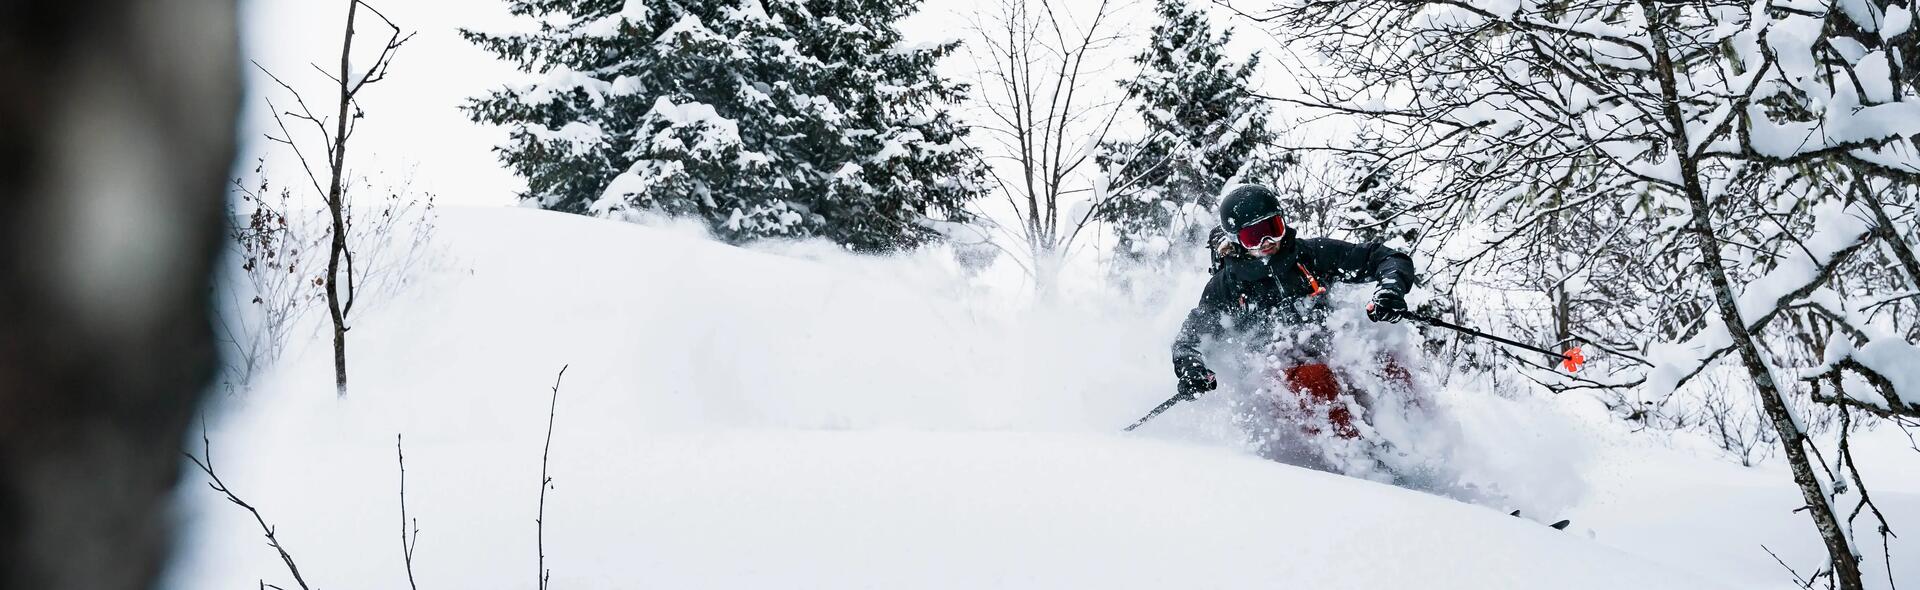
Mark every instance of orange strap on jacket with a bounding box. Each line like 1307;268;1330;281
1298;264;1325;296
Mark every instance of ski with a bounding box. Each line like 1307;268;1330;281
1511;510;1572;531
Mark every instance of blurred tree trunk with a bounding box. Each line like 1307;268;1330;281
0;1;238;588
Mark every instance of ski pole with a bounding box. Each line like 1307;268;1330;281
1404;312;1586;372
1123;393;1191;432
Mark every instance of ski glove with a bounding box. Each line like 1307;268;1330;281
1209;227;1241;257
1368;289;1408;323
1175;360;1217;400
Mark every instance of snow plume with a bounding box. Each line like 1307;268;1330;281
167;208;1632;588
1139;285;1592;518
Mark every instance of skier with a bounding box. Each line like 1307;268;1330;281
1171;183;1416;442
1161;189;1573;529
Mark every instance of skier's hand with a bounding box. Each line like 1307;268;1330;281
1210;228;1245;258
1368;290;1408;323
1175;361;1217;400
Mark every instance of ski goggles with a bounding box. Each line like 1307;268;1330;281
1235;215;1287;249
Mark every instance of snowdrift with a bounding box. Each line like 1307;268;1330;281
166;207;1727;588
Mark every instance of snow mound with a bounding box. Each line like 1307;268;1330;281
166;207;1716;589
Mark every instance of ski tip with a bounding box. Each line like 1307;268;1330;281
1560;347;1586;372
1550;519;1571;530
1509;509;1522;517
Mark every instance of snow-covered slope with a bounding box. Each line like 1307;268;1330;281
163;207;1898;588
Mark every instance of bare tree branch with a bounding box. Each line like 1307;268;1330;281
537;365;568;590
184;427;313;590
398;434;420;590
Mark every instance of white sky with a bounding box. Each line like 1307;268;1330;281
241;0;528;207
238;0;1301;210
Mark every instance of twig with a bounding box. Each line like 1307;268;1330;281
1763;544;1816;589
1836;413;1900;590
538;365;568;590
184;426;313;590
398;434;420;590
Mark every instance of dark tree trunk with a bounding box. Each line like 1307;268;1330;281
1641;3;1863;587
0;1;238;588
325;0;360;396
1856;182;1920;293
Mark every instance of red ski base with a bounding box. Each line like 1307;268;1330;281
1282;364;1358;438
1276;361;1415;440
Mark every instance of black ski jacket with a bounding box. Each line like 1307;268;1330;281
1172;231;1415;376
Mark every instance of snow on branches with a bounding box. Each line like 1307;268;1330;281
1257;0;1920;586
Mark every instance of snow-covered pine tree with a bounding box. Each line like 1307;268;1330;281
464;0;987;251
1094;0;1285;267
1325;127;1418;247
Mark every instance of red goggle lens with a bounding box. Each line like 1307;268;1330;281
1236;216;1286;248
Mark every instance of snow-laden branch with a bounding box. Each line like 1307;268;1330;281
1641;202;1875;396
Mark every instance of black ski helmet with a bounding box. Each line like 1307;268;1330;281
1219;184;1284;231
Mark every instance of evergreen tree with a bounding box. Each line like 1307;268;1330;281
464;0;987;251
1323;127;1427;248
1094;0;1286;265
